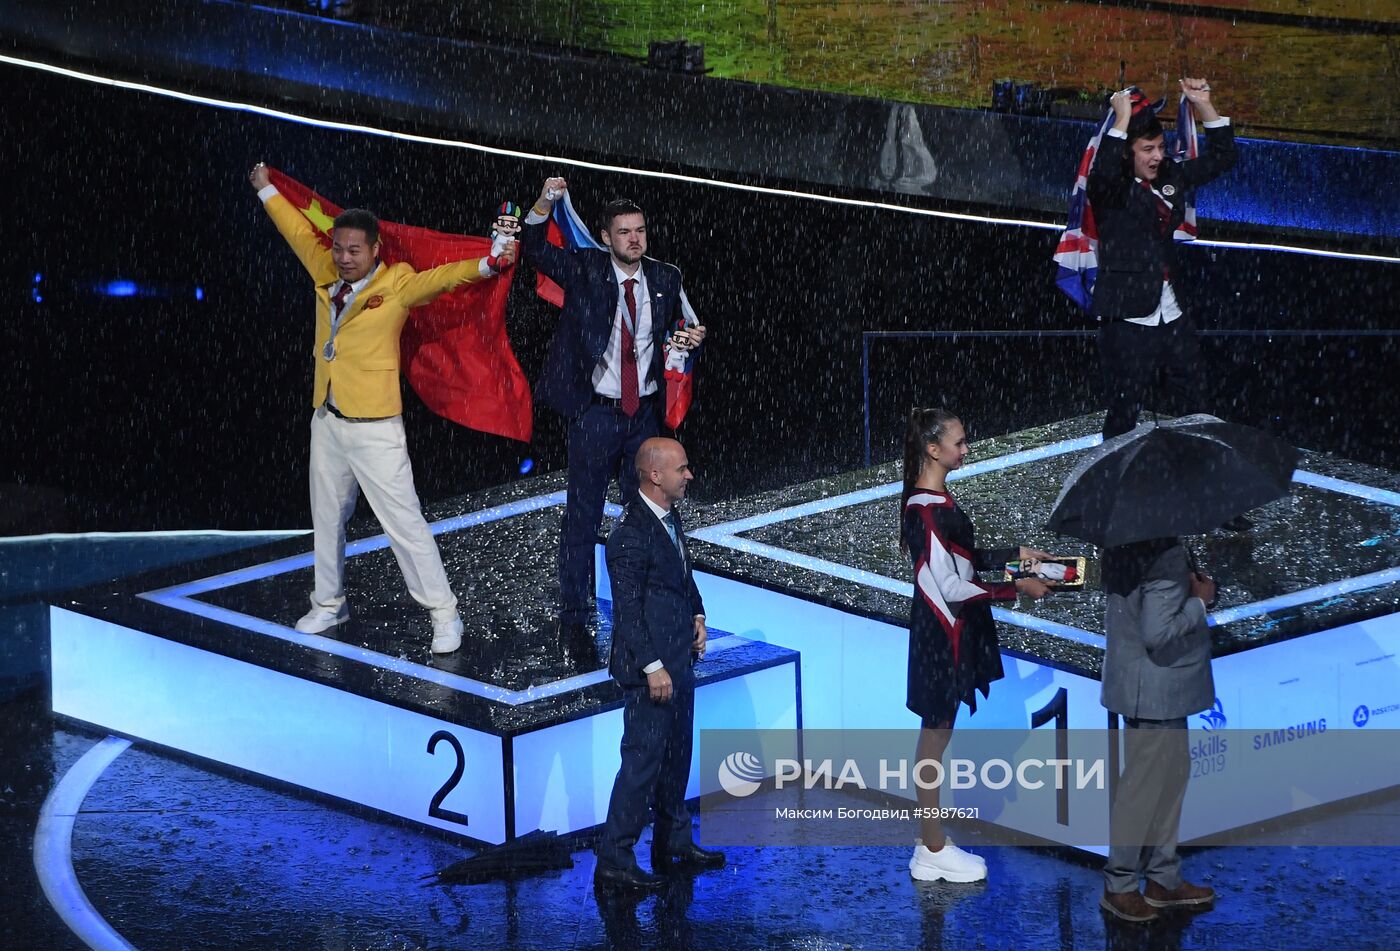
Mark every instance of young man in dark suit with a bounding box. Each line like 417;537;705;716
522;178;707;640
1089;78;1236;440
594;437;724;890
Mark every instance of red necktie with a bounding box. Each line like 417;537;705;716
1140;182;1174;279
620;278;639;417
331;282;352;318
1140;181;1173;235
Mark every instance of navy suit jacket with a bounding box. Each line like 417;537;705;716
1087;122;1236;319
523;218;687;419
605;501;706;690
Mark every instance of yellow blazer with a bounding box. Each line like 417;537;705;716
262;192;491;418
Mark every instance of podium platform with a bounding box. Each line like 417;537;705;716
48;415;1400;850
47;475;801;847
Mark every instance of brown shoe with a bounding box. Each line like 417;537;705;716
1100;889;1159;923
1143;879;1215;908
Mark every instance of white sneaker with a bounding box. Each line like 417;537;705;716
909;838;987;883
431;616;464;654
295;604;349;634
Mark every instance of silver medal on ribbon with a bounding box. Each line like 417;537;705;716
323;340;336;362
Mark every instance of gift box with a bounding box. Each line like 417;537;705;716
1004;556;1086;590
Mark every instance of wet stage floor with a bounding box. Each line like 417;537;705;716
113;413;1400;697
4;690;1400;950
17;413;1400;947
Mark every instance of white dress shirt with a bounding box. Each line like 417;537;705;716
593;259;656;398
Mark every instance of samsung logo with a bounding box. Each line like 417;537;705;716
1252;719;1327;750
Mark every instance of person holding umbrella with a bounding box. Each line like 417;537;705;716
1098;537;1218;922
899;407;1055;883
1046;414;1299;921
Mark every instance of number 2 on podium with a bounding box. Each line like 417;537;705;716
427;730;470;826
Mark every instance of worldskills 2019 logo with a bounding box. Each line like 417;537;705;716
717;752;766;798
1198;698;1227;731
1192;698;1229;767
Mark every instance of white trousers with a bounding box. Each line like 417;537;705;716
308;406;458;622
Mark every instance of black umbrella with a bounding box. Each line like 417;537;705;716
423;829;575;885
1047;415;1299;547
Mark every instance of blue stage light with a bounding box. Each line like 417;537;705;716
1209;566;1400;627
693;433;1101;538
518;457;534;475
32;291;43;303
1293;470;1400;507
33;272;42;283
194;286;205;301
50;609;511;842
101;280;138;298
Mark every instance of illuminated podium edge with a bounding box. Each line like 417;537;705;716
48;603;801;847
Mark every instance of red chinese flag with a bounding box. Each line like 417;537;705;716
268;169;532;442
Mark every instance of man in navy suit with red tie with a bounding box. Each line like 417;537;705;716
523;178;707;641
594;437;725;890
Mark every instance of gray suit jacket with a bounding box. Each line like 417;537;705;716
1101;545;1215;720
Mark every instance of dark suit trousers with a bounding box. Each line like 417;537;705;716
560;400;659;622
1099;316;1203;439
1104;716;1189;893
596;683;696;870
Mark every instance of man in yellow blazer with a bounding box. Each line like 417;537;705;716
249;162;515;654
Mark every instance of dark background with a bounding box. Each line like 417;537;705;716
2;65;1397;532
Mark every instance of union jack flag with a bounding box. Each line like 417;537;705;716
1171;94;1200;241
1053;91;1198;313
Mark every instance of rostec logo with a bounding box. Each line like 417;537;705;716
717;752;765;798
1355;704;1371;728
1198;698;1227;731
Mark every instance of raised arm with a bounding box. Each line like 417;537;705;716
1086;90;1134;209
248;162;337;285
521;176;579;287
395;242;513;309
1178;78;1237;187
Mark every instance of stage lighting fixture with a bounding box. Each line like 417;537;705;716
648;40;706;74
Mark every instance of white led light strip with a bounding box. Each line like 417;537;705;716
34;737;137;951
2;52;1396;265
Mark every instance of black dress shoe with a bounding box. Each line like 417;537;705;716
1221;514;1253;532
594;861;663;890
652;841;726;872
